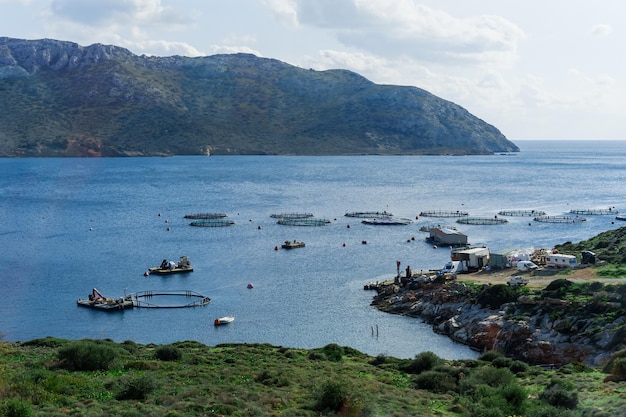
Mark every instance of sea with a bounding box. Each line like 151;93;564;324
1;140;625;360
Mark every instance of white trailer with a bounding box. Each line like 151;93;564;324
545;254;578;268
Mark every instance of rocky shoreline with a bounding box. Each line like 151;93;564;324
371;277;626;367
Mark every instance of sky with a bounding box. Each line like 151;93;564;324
1;0;624;141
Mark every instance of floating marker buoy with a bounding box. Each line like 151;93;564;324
166;227;171;231
433;245;438;249
347;224;350;228
144;271;149;277
247;283;254;289
258;225;262;229
274;246;278;251
158;213;161;217
362;240;367;244
343;243;346;247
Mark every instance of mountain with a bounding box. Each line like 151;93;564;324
0;37;519;157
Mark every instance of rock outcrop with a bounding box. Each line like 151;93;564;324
373;279;626;367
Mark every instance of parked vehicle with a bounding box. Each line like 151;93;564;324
545;254;578;268
516;260;538;271
507;276;529;286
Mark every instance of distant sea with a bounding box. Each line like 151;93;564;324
1;140;625;360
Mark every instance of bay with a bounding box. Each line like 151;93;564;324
1;140;625;360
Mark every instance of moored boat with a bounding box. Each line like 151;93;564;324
214;315;235;326
77;288;133;311
148;256;193;275
281;240;305;249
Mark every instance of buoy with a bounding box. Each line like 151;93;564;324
214;318;220;326
347;224;350;228
158;213;161;217
411;236;415;240
433;245;438;249
144;271;149;277
258;225;262;229
247;283;254;289
274;246;278;251
342;243;346;247
166;227;171;231
165;219;168;223
416;216;419;220
362;240;367;244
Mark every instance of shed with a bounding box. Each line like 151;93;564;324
427;227;468;246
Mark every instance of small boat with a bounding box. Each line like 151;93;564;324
148;256;193;275
281;240;305;249
214;315;234;326
616;215;626;221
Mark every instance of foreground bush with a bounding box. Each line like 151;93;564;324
57;340;118;371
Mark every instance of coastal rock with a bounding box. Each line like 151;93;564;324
373;279;626;367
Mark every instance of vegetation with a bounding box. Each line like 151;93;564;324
1;338;626;416
555;226;626;265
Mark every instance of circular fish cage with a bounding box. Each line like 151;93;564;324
419;210;469;218
456;217;508;225
534;215;587;223
569;209;618;215
345;211;393;219
270;213;314;219
131;290;211;308
277;217;330;226
498;209;546;217
189;219;235;227
184;213;227;219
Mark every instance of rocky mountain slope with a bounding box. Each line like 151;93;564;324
0;37;519;157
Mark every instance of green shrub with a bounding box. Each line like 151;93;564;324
321;343;343;362
478;350;504;362
540;381;578;409
314;380;349;412
402;351;442;374
476;284;519;308
115;374;157;400
155;345;182;361
0;398;33;417
57;341;117;371
491;356;513;368
509;360;530;374
412;370;457;394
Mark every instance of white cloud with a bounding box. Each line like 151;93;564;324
591;24;612;37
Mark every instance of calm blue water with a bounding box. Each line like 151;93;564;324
1;140;626;359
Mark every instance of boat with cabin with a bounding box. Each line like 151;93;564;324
148;256;193;275
281;240;305;249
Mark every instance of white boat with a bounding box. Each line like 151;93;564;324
616;215;626;221
214;315;234;326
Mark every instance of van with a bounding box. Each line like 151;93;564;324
517;260;538;272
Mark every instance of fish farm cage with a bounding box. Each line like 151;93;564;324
534;215;587;223
456;217;508;225
270;213;314;219
497;210;546;217
184;213;228;219
569;209;618;215
277;217;330;226
131;290;211;308
189;219;235;227
345;211;393;218
419;210;469;218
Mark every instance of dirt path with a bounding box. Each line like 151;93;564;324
460;267;624;287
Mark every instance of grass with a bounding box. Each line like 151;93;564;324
1;338;626;416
